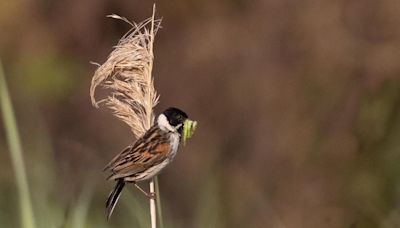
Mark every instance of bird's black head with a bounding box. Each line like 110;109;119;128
162;107;188;129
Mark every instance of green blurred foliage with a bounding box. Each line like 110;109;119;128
13;53;78;102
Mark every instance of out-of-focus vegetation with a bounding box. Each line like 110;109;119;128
0;61;36;228
1;1;400;227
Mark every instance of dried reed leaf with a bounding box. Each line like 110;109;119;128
90;8;161;138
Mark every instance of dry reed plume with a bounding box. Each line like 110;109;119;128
90;11;161;138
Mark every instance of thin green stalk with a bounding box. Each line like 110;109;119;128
124;191;150;228
65;182;93;228
155;177;164;228
0;60;36;228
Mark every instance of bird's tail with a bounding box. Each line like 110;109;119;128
106;179;125;220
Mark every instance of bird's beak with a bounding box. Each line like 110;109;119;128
182;119;197;145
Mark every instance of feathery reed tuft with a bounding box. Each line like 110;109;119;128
90;6;161;228
90;12;161;137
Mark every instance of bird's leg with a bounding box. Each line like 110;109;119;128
133;182;156;200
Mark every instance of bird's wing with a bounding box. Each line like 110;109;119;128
104;126;171;180
103;125;160;171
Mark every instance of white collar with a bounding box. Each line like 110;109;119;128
157;114;176;132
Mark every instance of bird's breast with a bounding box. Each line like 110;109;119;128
168;132;180;161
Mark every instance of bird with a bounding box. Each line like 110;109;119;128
104;107;189;220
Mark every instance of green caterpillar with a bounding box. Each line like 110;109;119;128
183;119;198;145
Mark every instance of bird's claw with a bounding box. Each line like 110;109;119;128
148;192;156;200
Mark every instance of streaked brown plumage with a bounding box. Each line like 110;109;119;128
104;107;188;220
104;125;172;181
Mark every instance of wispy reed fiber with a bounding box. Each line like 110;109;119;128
90;10;161;138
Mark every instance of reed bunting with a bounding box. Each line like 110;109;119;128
104;107;190;219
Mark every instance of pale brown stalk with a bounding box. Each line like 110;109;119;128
90;5;160;228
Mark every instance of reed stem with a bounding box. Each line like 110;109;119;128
0;60;36;228
149;178;156;228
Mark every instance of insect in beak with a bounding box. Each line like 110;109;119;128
182;119;197;145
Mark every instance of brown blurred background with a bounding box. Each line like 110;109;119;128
1;0;400;227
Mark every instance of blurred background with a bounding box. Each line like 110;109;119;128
1;0;400;227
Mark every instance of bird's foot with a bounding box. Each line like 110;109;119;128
147;192;156;200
